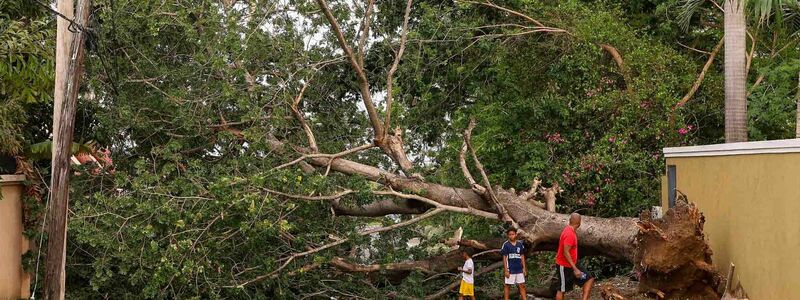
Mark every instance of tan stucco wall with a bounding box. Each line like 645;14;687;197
663;154;800;299
0;175;29;300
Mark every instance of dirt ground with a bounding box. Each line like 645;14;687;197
484;276;653;300
557;276;652;300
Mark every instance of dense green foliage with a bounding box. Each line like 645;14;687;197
0;1;55;154
3;0;798;298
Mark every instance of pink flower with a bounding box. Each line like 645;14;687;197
586;192;597;206
608;137;616;143
546;132;565;144
678;128;689;135
562;173;575;185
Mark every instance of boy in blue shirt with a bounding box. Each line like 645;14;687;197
501;228;527;300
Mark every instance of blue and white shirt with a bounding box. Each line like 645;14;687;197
500;240;525;274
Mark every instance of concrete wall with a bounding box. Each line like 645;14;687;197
662;140;800;299
0;175;29;300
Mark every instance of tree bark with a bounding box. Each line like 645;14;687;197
724;0;748;143
267;138;639;262
44;0;91;299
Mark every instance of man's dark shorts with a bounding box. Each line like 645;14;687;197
554;264;594;293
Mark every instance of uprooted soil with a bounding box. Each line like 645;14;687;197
634;200;723;299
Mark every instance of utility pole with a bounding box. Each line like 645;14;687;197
44;0;92;299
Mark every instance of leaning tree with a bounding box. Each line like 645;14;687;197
243;0;723;298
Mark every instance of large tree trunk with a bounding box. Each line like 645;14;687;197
268;139;726;298
724;0;748;143
270;137;640;261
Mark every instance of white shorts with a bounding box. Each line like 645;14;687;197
504;273;525;285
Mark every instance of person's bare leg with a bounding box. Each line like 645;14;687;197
458;295;464;300
518;283;527;300
555;291;564;300
581;278;595;300
504;284;510;300
469;296;475;300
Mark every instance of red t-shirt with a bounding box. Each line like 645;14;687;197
556;225;578;267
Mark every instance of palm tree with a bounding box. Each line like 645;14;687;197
680;0;800;142
724;0;748;142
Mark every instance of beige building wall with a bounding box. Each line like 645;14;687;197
662;140;800;299
0;175;29;300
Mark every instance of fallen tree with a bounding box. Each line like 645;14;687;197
235;0;723;298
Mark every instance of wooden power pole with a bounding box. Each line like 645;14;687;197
44;0;92;299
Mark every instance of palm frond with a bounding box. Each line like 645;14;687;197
782;0;800;35
677;0;708;31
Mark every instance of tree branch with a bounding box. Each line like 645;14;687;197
669;38;723;132
383;0;414;132
459;121;484;193
374;189;499;220
229;208;444;288
332;197;432;217
358;0;376;68
460;0;546;27
463;118;511;222
330;257;438;274
291;78;319;152
315;0;385;138
442;238;495;251
323;142;376;176
462;0;635;93
263;188;355;201
745;30;757;77
273;143;374;171
599;44;633;94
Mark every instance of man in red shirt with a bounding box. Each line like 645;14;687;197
555;213;594;300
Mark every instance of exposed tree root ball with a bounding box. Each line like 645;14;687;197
635;200;722;299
